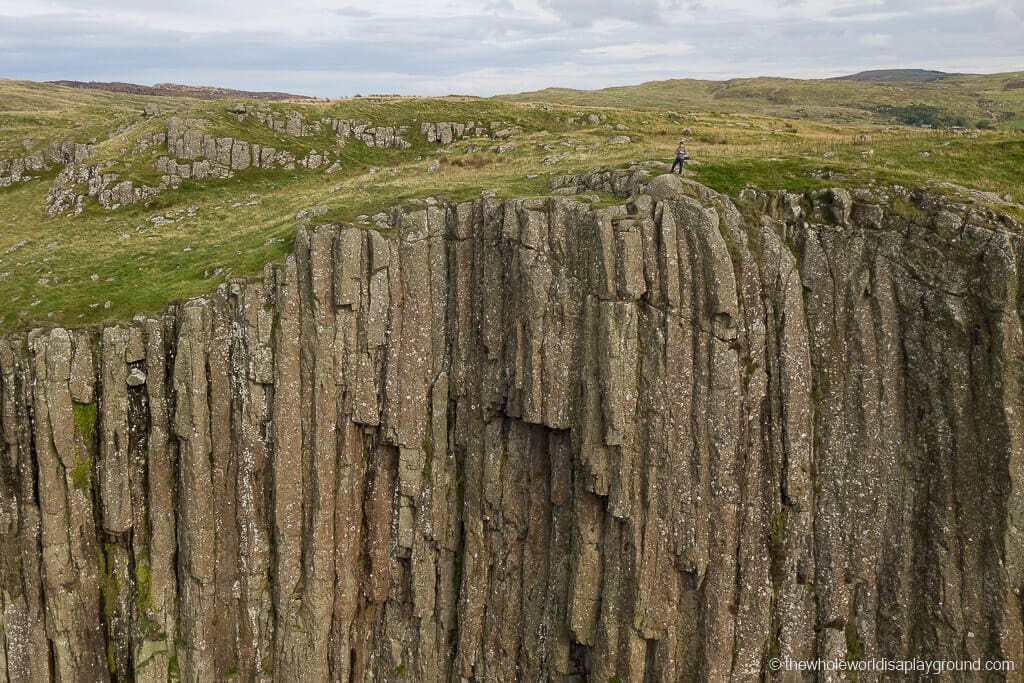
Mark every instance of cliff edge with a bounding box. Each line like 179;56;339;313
1;171;1023;680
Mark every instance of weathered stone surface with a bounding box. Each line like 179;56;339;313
420;120;509;144
645;171;688;201
0;140;92;189
3;181;1024;679
27;329;108;681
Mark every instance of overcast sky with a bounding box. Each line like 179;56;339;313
1;0;1021;96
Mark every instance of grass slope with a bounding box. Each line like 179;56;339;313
0;78;1022;332
500;72;1024;129
832;69;958;83
0;79;194;158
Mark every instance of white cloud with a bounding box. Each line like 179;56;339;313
0;0;1020;96
579;43;696;60
859;32;892;46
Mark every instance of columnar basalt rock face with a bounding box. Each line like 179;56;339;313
2;177;1023;680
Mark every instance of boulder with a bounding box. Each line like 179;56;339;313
644;173;687;201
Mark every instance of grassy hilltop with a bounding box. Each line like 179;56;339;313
0;76;1022;331
501;71;1024;128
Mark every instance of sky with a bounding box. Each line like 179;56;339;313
0;0;1021;96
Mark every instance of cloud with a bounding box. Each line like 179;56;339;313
334;7;373;17
579;43;696;60
537;0;666;26
859;32;892;46
0;0;1020;96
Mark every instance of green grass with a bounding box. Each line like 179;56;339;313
71;399;98;490
72;400;98;440
99;542;122;674
68;457;92;491
501;71;1024;128
0;79;192;158
1;78;1022;332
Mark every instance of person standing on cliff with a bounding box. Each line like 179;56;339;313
672;139;689;174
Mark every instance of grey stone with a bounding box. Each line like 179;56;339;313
126;368;147;386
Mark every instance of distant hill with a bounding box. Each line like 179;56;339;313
833;69;959;83
500;72;1024;127
47;80;311;101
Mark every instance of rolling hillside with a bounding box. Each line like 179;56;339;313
501;71;1024;128
832;68;959;82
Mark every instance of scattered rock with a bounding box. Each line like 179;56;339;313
296;204;329;220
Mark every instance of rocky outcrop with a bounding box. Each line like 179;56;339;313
247;109;412;149
3;176;1024;680
45;163;160;216
164;118;301;174
250;109;319;136
421;121;522;144
0;141;92;187
560;112;607;126
38;112;529;215
550;165;653;197
326;119;412;149
46;117;320;215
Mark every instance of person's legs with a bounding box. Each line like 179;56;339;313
671;158;682;173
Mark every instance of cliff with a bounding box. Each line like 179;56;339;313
1;172;1023;681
